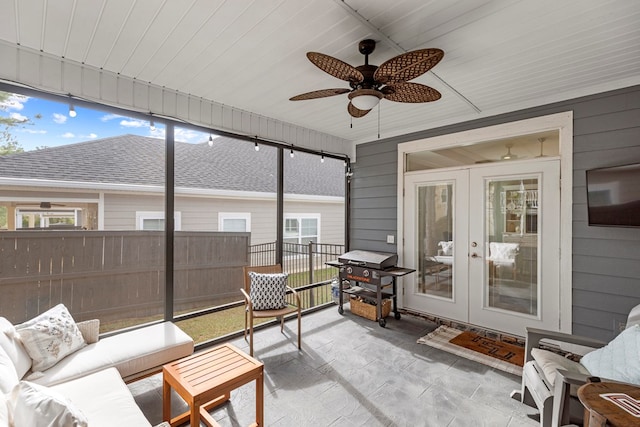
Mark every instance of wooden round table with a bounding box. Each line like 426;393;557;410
577;381;640;427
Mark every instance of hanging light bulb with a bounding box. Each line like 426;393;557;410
290;148;294;158
149;120;156;131
68;104;77;118
321;154;325;163
208;135;214;147
254;142;260;152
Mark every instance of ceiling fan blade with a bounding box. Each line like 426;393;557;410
307;52;364;83
347;102;371;118
374;48;444;84
290;88;350;101
383;82;442;103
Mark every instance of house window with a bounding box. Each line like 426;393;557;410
284;214;320;245
218;212;251;232
136;211;181;231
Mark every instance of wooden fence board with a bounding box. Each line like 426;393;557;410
0;231;250;324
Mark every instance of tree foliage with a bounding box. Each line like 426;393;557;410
0;91;40;155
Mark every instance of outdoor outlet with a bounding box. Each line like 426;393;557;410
617;320;626;333
387;235;395;244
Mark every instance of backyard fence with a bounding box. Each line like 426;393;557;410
0;232;344;333
0;231;250;324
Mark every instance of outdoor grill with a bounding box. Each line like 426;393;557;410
327;250;415;327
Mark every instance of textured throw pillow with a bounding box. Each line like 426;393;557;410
490;242;519;260
580;324;640;384
438;241;453;256
8;381;88;427
0;317;32;381
16;304;86;372
75;319;100;344
249;272;288;310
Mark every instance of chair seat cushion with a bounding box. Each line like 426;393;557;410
531;348;591;387
580;324;640;384
249;272;288;310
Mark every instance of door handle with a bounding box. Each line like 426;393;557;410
471;253;481;258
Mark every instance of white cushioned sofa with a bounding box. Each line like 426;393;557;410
0;305;194;427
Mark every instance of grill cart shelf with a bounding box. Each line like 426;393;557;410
326;250;415;327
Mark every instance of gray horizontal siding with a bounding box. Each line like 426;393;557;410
352;84;640;340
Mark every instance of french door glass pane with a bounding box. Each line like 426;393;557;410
417;182;454;299
485;178;539;315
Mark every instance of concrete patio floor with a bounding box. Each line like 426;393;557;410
129;306;540;426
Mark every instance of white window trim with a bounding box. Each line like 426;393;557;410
218;212;251;232
135;211;182;231
284;213;321;244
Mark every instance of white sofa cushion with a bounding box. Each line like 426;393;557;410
0;345;20;394
0;393;8;426
51;367;151;427
0;317;32;380
16;304;86;372
580;324;640;384
8;380;88;427
31;322;194;386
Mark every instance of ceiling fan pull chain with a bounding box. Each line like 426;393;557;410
350;115;353;129
377;102;381;139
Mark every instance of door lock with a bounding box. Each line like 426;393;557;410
471;242;478;247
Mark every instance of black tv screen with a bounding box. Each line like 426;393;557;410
586;163;640;227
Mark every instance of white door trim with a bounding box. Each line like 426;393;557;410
397;111;573;333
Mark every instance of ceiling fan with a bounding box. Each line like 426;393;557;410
290;39;444;118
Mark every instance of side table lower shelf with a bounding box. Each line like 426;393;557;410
341;284;400;327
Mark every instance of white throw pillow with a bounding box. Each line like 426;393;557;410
8;381;88;427
0;345;20;394
16;304;86;372
0;317;32;380
249;272;288;310
580;324;640;384
438;241;453;256
489;242;519;260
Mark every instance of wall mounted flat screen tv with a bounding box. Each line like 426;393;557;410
586;162;640;227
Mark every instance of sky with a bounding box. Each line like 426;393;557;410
0;91;212;151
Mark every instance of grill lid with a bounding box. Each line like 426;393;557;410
338;250;398;270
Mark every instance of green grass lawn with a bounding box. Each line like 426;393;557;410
100;275;334;344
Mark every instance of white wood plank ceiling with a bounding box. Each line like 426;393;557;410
1;0;639;145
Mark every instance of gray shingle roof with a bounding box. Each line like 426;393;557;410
0;134;345;197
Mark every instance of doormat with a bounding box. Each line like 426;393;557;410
417;325;524;376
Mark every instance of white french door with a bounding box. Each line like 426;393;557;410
403;159;561;336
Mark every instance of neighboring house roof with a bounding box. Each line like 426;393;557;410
0;134;345;197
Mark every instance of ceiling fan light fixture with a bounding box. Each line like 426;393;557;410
501;143;518;160
348;89;382;111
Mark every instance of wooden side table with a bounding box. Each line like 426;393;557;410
163;343;264;427
577;381;640;427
